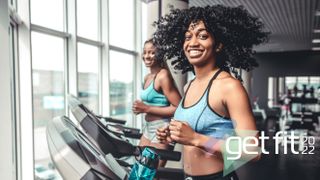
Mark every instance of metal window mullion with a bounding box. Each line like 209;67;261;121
31;24;71;38
77;36;104;47
16;0;34;179
134;0;143;131
63;0;69;116
109;45;137;56
98;0;103;115
101;0;110;116
67;0;78;122
11;23;20;180
10;17;22;180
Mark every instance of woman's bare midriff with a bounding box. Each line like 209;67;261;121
145;113;168;121
183;145;224;175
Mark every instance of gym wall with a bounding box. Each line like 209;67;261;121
252;51;320;109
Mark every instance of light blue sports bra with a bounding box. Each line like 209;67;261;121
174;69;235;139
140;74;170;107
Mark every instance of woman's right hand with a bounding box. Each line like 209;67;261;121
156;125;173;144
132;100;150;115
132;100;142;115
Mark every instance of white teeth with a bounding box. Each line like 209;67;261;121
189;50;203;57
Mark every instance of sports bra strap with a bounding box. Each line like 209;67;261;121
184;69;222;95
207;69;223;88
143;72;159;89
153;72;159;81
184;79;194;94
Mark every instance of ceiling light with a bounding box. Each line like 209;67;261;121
312;39;320;43
312;47;320;51
314;29;320;33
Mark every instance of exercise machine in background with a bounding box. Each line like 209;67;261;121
47;116;127;180
46;95;184;179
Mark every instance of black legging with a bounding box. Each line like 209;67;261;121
184;171;239;180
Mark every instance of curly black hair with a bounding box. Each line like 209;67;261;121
153;5;270;74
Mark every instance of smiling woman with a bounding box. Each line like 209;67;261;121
154;5;269;180
132;39;181;168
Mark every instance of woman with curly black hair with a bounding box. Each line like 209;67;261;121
155;5;269;180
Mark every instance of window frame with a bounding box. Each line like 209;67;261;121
14;0;143;179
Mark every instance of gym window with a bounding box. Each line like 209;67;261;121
13;0;143;179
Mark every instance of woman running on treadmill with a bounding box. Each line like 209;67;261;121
155;5;269;179
132;39;181;167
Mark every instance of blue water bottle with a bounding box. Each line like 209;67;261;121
129;147;160;180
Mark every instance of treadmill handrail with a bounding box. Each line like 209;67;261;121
69;97;181;161
96;115;126;125
139;146;181;161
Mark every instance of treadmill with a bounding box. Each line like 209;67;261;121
47;116;128;180
68;94;142;139
66;95;184;179
67;95;180;160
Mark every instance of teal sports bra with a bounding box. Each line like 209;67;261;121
140;74;170;107
174;69;235;139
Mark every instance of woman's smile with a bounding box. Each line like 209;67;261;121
188;49;204;58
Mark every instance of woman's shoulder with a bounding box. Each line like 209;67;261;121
215;72;244;93
157;68;171;80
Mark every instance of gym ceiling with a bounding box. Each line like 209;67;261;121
189;0;320;52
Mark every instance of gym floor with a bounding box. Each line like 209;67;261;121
237;118;320;180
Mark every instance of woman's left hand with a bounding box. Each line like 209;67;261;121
132;100;150;114
169;119;198;146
